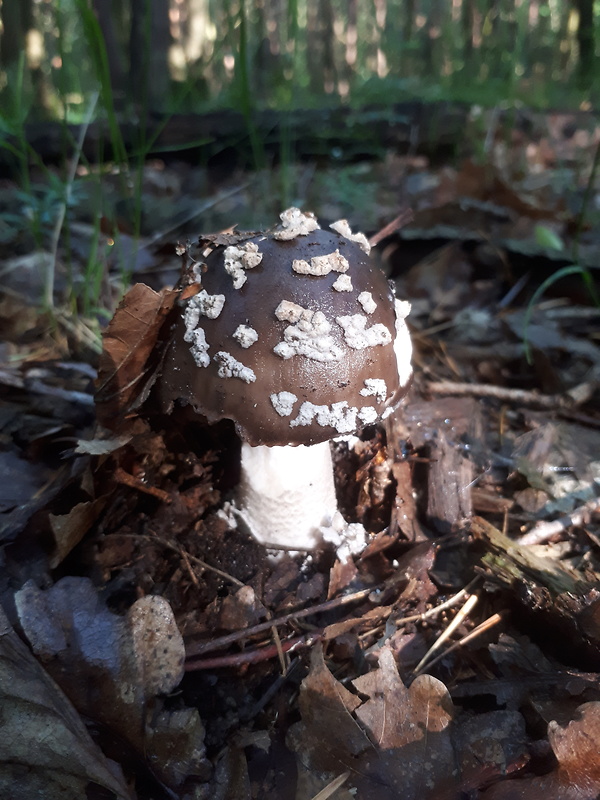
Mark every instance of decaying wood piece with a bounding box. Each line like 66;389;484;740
400;396;482;534
391;459;427;542
472;516;592;595
471;515;600;661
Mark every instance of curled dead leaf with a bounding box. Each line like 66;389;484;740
95;283;177;427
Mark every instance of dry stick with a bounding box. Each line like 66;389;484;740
114;467;172;502
147;532;244;587
178;548;201;588
369;208;414;248
517;495;600;546
413;592;479;674
271;623;288;673
45;91;99;310
24;377;95;407
185;586;375;659
245;657;303;720
185;632;321;671
426;380;577;409
358;579;481;645
187;582;484;669
413;613;505;675
391;579;480;628
310;772;351;800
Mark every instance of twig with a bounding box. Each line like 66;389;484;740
244;658;303;720
413;592;479;674
271;623;288;673
359;578;481;647
392;579;480;628
310;772;351;800
55;310;103;354
516;496;600;545
369;208;414;248
178;548;201;588
185;586;375;658
413;613;504;675
45;91;99;309
114;467;172;502
185;632;321;671
426;380;575;409
483;105;501;155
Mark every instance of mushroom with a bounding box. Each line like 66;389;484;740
157;209;412;551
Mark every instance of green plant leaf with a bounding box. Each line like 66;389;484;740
523;264;590;363
534;224;564;252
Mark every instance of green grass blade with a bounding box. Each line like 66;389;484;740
522;264;593;364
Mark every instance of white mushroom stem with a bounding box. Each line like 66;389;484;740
236;440;338;549
393;299;413;389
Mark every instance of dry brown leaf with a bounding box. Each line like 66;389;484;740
0;607;132;800
95;282;177;426
290;644;530;799
48;496;108;568
288;645;458;800
352;648;456;798
453;710;529;791
287;644;368;776
322;605;393;640
482;702;600;800
453;160;556;219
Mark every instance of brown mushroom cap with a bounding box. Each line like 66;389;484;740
157;224;409;446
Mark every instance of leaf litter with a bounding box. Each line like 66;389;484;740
0;110;600;798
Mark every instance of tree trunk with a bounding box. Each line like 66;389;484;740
575;0;595;89
0;0;33;69
91;0;127;109
321;0;337;93
130;0;172;113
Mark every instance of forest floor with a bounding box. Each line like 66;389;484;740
1;107;600;800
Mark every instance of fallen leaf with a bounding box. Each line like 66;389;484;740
453;710;529;789
352;648;456;798
95;282;177;426
482;702;600;800
287;644;368;775
48;496;108;568
288;645;457;799
0;606;131;800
